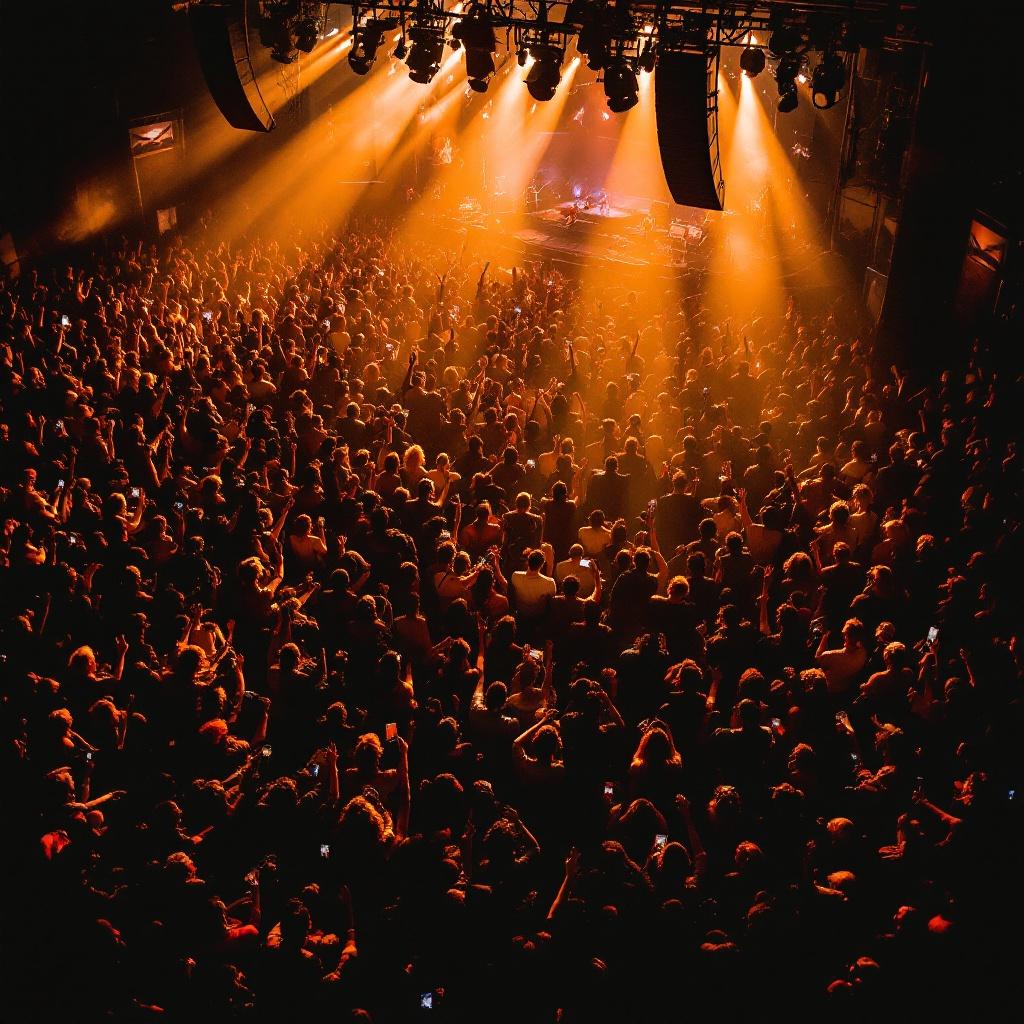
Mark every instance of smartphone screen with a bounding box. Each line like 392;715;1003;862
654;833;668;851
130;486;141;499
320;843;330;859
311;763;320;778
770;717;782;730
61;314;71;327
57;478;65;488
603;781;614;797
202;310;213;323
579;558;592;570
926;626;939;645
528;647;544;663
385;722;398;742
262;745;272;759
420;992;434;1010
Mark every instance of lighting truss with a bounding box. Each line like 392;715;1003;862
247;0;925;123
260;1;923;111
270;2;925;53
251;1;926;98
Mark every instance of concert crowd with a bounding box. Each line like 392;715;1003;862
1;218;1021;1020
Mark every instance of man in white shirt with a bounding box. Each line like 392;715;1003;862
555;543;599;599
510;549;556;640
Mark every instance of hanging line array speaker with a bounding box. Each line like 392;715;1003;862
654;49;724;211
190;0;275;132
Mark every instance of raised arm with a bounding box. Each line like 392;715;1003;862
540;640;556;710
737;488;755;530
758;565;774;636
475;615;486;674
547;847;579;920
647;523;669;590
513;707;557;753
324;741;340;804
675;794;709;877
394;735;411;838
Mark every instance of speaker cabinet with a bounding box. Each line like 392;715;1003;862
654;51;723;211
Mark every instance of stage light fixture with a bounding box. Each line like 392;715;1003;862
262;16;297;64
406;25;445;84
778;56;801;83
454;4;497;92
811;49;845;109
767;22;799;58
294;18;318;53
517;46;529;67
349;19;391;75
638;38;656;74
774;51;801;111
577;20;610;70
603;57;638;113
393;36;408;60
525;44;563;101
739;45;765;77
563;0;591;27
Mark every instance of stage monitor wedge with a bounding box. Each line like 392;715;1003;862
190;0;275;133
654;50;723;211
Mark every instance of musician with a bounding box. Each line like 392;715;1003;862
527;173;547;212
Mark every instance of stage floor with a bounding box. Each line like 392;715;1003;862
511;227;652;267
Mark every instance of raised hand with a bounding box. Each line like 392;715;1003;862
564;847;580;880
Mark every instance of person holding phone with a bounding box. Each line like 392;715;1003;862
554;543;598;599
341;732;409;830
504;646;551;730
815;617;869;698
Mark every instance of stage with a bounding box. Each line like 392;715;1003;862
411;185;828;284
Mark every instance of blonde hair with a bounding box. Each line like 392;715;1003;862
403;444;425;472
